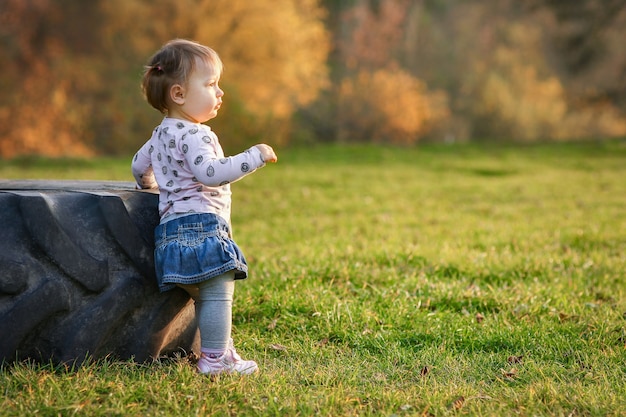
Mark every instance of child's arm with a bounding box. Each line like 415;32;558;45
186;136;277;187
131;140;158;190
188;146;270;187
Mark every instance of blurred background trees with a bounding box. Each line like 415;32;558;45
1;0;625;158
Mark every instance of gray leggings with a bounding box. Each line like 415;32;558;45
179;271;235;350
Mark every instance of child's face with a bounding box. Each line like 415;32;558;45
175;58;224;123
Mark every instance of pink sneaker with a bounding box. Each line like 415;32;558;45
197;341;258;375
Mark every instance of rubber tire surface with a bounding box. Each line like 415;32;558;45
0;180;199;365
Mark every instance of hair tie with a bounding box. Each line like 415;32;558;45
154;65;163;73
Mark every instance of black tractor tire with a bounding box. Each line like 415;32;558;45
0;180;199;365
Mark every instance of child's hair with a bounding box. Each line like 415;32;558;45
142;39;223;114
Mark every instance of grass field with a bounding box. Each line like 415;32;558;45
1;140;626;416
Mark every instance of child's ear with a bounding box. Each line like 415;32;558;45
170;84;185;105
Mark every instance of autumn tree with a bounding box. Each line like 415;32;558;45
0;0;100;157
392;0;626;141
2;0;625;157
528;0;626;121
338;66;448;144
451;1;626;141
0;0;330;157
309;0;450;144
99;0;330;152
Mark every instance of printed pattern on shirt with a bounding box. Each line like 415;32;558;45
131;118;265;220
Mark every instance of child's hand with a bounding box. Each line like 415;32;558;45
255;144;278;163
138;168;159;189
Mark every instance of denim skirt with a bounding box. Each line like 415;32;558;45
154;213;248;292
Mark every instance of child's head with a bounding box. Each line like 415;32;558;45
142;39;223;114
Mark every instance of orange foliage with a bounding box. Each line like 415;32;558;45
338;68;449;144
332;0;449;144
1;0;625;157
99;0;330;148
0;0;94;158
0;0;330;157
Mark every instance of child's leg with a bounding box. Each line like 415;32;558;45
194;271;258;375
196;271;235;352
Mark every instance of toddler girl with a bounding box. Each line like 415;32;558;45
132;39;277;375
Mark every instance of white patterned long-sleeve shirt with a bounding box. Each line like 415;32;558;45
132;117;266;222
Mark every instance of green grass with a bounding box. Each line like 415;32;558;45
2;140;626;416
0;156;132;181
